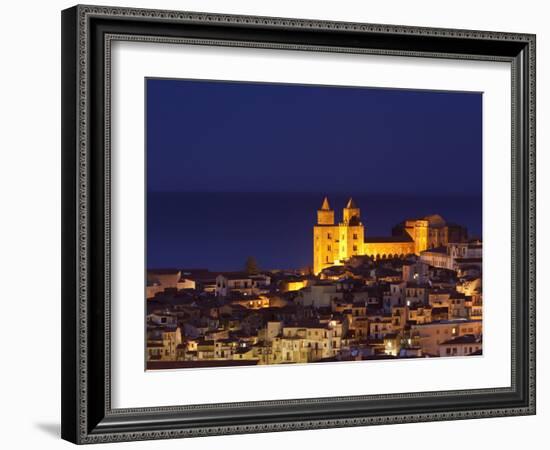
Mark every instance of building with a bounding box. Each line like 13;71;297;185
410;319;482;355
313;197;366;275
393;214;467;255
146;269;200;298
402;261;430;283
280;277;312;292
420;241;483;271
438;334;482;357
269;323;342;364
312;197;468;274
215;273;257;297
147;269;181;289
420;246;453;270
215;272;271;297
295;282;343;308
146;325;182;361
146;269;181;299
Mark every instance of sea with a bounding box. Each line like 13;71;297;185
147;192;482;272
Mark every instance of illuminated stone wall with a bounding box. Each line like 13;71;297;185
312;198;464;272
313;197;367;275
402;219;429;254
313;224;341;275
364;241;415;259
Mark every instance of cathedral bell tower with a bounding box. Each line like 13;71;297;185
339;197;365;261
313;197;337;275
343;197;360;225
317;196;334;225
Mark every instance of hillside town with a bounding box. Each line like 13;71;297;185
146;198;482;369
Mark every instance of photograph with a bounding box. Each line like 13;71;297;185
145;79;484;370
55;2;537;445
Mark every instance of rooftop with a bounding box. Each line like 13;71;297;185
440;334;482;345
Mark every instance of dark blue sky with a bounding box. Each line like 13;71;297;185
146;79;482;196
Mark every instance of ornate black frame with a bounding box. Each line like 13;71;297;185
61;4;536;444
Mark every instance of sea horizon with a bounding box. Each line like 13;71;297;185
147;191;482;272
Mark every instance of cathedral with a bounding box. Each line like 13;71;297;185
313;197;467;275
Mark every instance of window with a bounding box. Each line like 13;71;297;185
327;233;332;239
327;245;331;251
353;233;358;240
353;245;357;252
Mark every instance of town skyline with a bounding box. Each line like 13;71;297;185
146;198;482;368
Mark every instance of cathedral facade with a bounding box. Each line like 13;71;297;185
313;197;467;275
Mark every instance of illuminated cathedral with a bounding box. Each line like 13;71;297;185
313;197;467;275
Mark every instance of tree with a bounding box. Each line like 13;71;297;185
245;256;259;275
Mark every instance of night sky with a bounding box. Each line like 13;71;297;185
146;78;482;270
147;79;482;196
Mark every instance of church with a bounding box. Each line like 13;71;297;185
313;197;467;275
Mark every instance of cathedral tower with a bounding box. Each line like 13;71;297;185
343;197;360;224
313;197;366;275
339;197;365;261
317;196;334;225
313;197;338;275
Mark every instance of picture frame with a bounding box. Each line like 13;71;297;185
61;4;536;444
